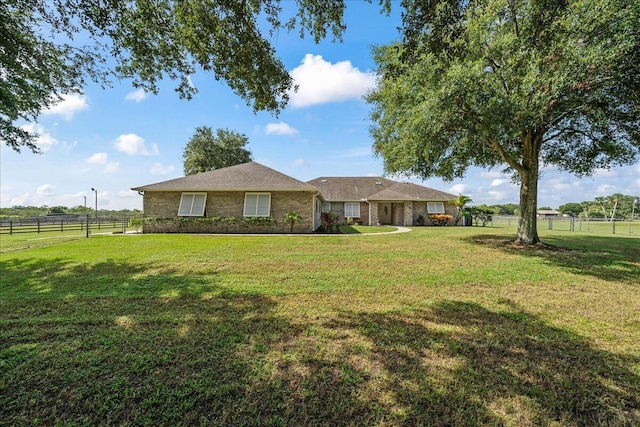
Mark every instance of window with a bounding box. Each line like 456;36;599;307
344;202;360;218
427;202;445;214
244;193;271;217
178;193;207;216
321;202;331;213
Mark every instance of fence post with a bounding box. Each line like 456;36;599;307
548;217;552;230
86;214;90;238
612;218;616;235
61;219;64;232
37;219;40;233
9;219;12;235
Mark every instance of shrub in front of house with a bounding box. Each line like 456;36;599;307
428;214;453;226
141;216;277;233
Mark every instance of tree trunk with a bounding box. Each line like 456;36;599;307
516;170;540;244
515;133;541;245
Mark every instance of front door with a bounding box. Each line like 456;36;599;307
392;203;404;226
379;203;392;224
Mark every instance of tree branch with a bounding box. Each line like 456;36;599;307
488;137;524;174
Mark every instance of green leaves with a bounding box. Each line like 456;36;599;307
369;0;640;243
182;127;252;175
2;0;356;152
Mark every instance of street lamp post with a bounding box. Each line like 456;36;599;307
91;188;98;220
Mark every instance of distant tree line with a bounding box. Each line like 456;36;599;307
467;194;638;220
558;194;639;220
0;205;141;219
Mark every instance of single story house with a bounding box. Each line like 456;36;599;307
308;177;457;226
131;162;457;233
131;162;321;233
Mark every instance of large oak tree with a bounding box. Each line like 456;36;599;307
1;0;356;152
182;127;252;175
368;0;640;244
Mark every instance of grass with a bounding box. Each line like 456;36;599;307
0;222;127;254
338;225;398;234
1;226;639;426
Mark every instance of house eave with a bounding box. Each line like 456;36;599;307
131;187;317;192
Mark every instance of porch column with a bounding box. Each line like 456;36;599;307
404;202;414;226
369;202;379;226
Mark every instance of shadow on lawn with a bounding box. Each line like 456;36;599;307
0;257;223;298
466;234;640;284
2;294;639;425
321;300;640;426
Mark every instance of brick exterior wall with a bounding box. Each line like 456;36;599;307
412;201;457;226
142;191;317;233
323;200;457;226
325;201;369;225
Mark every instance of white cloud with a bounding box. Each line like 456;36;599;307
289;54;376;107
36;184;56;196
103;162;119;173
596;184;616;194
115;133;159;156
20;123;58;152
118;190;139;199
87;152;108;165
150;162;176;175
125;88;148;102
43;94;88;120
488;190;507;201
479;171;504;179
593;168;617;177
448;183;468;194
490;178;508;187
292;158;305;167
7;193;31;206
547;178;572;191
265;122;298;135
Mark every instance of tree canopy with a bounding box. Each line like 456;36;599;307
368;0;640;244
182;127;252;176
1;0;365;152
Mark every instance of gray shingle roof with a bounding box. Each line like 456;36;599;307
132;162;318;192
307;177;456;202
306;177;397;201
368;182;456;201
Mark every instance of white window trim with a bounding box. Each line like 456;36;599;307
243;192;271;217
321;202;331;213
344;202;360;218
178;192;207;216
427;202;445;214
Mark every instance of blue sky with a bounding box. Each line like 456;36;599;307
1;3;638;211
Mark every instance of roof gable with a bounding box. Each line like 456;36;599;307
368;182;456;201
132;162;317;192
306;177;396;201
307;177;455;202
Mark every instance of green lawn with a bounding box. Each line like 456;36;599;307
1;227;639;426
